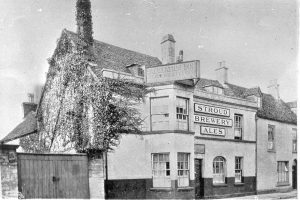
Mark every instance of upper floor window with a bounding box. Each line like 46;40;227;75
235;157;243;183
150;97;169;131
137;67;144;77
292;129;297;153
277;161;289;184
176;97;189;131
234;114;243;140
177;153;190;187
152;153;171;187
268;125;275;151
213;156;226;184
204;86;224;95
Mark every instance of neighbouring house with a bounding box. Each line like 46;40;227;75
256;80;297;193
287;101;297;115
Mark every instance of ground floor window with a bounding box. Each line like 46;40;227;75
277;161;289;184
177;153;190;187
235;157;243;183
213;156;226;184
152;153;171;187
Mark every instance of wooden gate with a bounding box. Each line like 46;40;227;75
17;153;89;199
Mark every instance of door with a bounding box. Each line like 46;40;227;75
292;159;297;189
17;153;89;199
195;159;204;199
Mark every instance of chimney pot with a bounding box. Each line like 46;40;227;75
267;79;280;100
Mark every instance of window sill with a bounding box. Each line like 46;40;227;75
177;187;194;191
276;183;290;187
149;187;172;192
234;182;245;186
213;183;228;187
267;149;276;153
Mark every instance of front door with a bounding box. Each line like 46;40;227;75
292;159;297;189
195;159;204;199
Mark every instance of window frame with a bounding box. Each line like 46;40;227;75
292;129;297;153
176;96;189;131
177;153;190;187
235;157;243;183
213;156;226;184
277;161;289;184
268;125;275;151
152;153;171;188
234;114;243;140
150;96;170;131
137;67;144;77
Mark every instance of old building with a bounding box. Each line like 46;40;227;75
256;81;297;193
1;0;297;199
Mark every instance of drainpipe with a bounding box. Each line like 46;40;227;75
105;150;108;199
255;114;258;195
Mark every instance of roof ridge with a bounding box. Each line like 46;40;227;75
63;29;161;62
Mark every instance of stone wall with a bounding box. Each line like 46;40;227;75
0;144;19;199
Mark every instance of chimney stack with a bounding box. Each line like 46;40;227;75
267;79;280;100
215;61;228;85
177;50;183;63
161;34;176;64
23;93;37;118
76;0;94;47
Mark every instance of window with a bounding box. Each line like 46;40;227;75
137;68;144;77
150;97;169;131
235;157;243;183
268;125;275;151
234;114;243;140
177;153;190;187
204;86;223;95
213;157;226;184
176;97;189;130
277;161;289;184
292;129;297;153
152;153;171;187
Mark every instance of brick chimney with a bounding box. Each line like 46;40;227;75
177;50;183;63
22;93;37;118
76;0;93;47
161;34;176;64
215;61;228;85
268;79;280;100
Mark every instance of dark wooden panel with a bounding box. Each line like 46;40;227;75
17;153;89;199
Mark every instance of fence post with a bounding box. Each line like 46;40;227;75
0;144;19;199
88;152;105;199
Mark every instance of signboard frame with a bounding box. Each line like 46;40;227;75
145;60;200;83
194;103;230;117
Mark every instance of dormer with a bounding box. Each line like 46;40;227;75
126;64;145;77
203;85;224;95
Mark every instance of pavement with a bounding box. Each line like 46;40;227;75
231;190;297;199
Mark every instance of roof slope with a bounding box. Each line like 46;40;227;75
63;29;162;76
1;111;37;143
257;93;297;124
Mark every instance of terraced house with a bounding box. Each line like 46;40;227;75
1;0;297;199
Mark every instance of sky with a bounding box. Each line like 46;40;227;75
0;0;298;139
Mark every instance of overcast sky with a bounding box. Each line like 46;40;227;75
0;0;298;139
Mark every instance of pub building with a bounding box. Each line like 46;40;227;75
105;34;261;199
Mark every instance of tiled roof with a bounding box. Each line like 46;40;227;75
1;111;37;143
63;29;162;76
257;94;297;124
195;78;224;90
196;78;296;124
287;101;297;108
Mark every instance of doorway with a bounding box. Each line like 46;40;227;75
195;159;204;199
292;159;297;189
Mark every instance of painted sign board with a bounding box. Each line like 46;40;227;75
194;103;230;117
145;60;200;83
194;114;233;127
200;126;225;136
194;144;205;154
